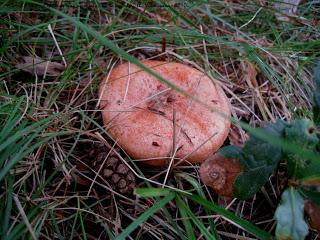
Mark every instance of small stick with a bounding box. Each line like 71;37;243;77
162;108;176;187
123;62;131;103
48;24;67;67
13;195;37;240
86;142;118;197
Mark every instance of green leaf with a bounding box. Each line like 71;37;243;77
284;119;320;181
234;168;274;200
275;188;308;240
219;145;243;159
241;120;286;169
234;120;286;199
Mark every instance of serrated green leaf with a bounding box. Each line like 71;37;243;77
285;120;318;148
233;120;286;199
241;120;285;169
284;119;320;180
234;167;274;200
242;141;282;169
275;188;308;240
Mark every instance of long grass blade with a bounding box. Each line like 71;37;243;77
185;194;271;240
114;192;175;240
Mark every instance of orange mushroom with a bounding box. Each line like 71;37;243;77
99;60;231;166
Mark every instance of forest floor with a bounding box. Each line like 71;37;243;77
0;1;319;239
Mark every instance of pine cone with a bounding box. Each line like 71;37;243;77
77;141;136;194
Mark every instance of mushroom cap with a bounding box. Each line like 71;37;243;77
99;60;231;166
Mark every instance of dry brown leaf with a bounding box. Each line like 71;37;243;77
16;56;65;76
274;0;303;22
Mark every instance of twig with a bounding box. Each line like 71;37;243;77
13;195;37;240
123;62;131;103
162;108;176;187
239;7;262;29
48;24;67;67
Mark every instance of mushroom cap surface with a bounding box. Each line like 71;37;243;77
99;60;231;166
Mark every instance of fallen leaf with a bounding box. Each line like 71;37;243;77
16;56;65;76
274;0;303;22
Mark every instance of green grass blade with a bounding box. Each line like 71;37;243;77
0;135;53;182
185;194;272;240
135;187;171;198
176;195;216;240
0;98;24;140
134;187;188;240
5;204;41;240
1;175;13;238
175;173;218;237
77;198;87;240
175;196;196;240
114;192;175;240
0;116;51;153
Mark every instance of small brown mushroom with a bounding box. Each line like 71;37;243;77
305;200;320;233
199;153;244;197
99;60;231;166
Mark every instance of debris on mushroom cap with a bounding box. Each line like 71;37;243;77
99;60;231;166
